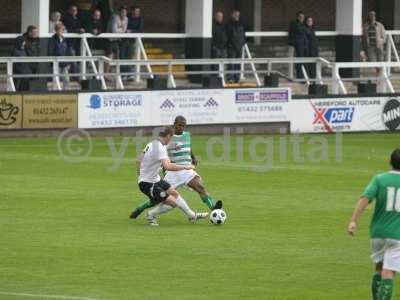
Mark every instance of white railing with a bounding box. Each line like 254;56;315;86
0;56;109;91
331;61;400;94
0;31;337;86
2;31;400;94
0;56;328;92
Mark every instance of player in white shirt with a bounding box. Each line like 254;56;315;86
136;126;208;226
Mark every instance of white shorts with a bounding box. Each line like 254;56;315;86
164;170;199;188
371;239;400;272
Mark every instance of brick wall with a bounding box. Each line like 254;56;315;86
111;0;185;33
0;0;21;33
261;0;336;31
0;0;380;34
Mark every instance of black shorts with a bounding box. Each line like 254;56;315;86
138;180;171;205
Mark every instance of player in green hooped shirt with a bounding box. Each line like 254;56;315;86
348;148;400;300
130;116;222;219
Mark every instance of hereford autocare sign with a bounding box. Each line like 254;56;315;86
290;97;400;133
0;95;22;129
23;94;77;129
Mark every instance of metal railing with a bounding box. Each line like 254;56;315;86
331;61;400;94
2;31;400;94
0;31;337;86
0;56;329;91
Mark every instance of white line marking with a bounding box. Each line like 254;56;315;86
0;291;101;300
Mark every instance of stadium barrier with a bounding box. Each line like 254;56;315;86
0;93;77;130
1;88;399;133
77;88;400;133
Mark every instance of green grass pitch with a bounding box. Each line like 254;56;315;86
0;132;399;300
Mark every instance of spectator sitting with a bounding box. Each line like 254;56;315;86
85;8;103;35
84;9;104;51
49;11;63;33
226;9;246;83
63;4;85;33
304;16;319;78
126;6;144;80
48;24;75;89
22;25;41;74
12;36;31;91
288;11;308;79
63;4;85;55
128;6;144;33
362;11;385;70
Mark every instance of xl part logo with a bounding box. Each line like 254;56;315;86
311;102;354;132
382;99;400;131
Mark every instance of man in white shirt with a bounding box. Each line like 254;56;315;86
137;127;208;226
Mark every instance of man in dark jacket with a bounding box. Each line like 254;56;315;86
63;4;85;55
84;9;104;51
12;36;31;91
212;11;228;59
127;6;144;33
22;26;40;74
288;11;308;79
48;24;75;89
126;6;145;80
226;10;245;83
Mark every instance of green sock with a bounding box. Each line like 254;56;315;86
201;195;215;209
372;273;382;300
135;200;155;214
378;278;394;300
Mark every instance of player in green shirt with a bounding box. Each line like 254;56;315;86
130;116;222;219
348;148;400;300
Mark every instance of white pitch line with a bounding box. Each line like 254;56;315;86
0;291;101;300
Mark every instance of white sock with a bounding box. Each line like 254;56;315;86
176;196;195;219
148;204;173;217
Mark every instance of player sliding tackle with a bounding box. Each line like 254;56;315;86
347;148;400;300
137;126;208;226
130;115;222;219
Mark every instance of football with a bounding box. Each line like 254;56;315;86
210;209;227;225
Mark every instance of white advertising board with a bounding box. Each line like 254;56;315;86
78;88;291;129
289;97;400;133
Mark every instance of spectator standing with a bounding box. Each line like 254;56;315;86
304;17;319;78
288;11;308;79
63;4;85;55
362;11;386;63
12;37;31;91
109;6;129;80
48;24;75;89
226;10;245;83
49;11;63;33
127;6;144;80
22;25;41;74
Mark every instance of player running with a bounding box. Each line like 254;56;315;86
130;116;222;219
347;148;400;300
136;126;208;226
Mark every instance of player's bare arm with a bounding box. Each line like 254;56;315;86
161;158;195;172
348;197;369;236
136;153;144;176
191;150;198;166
